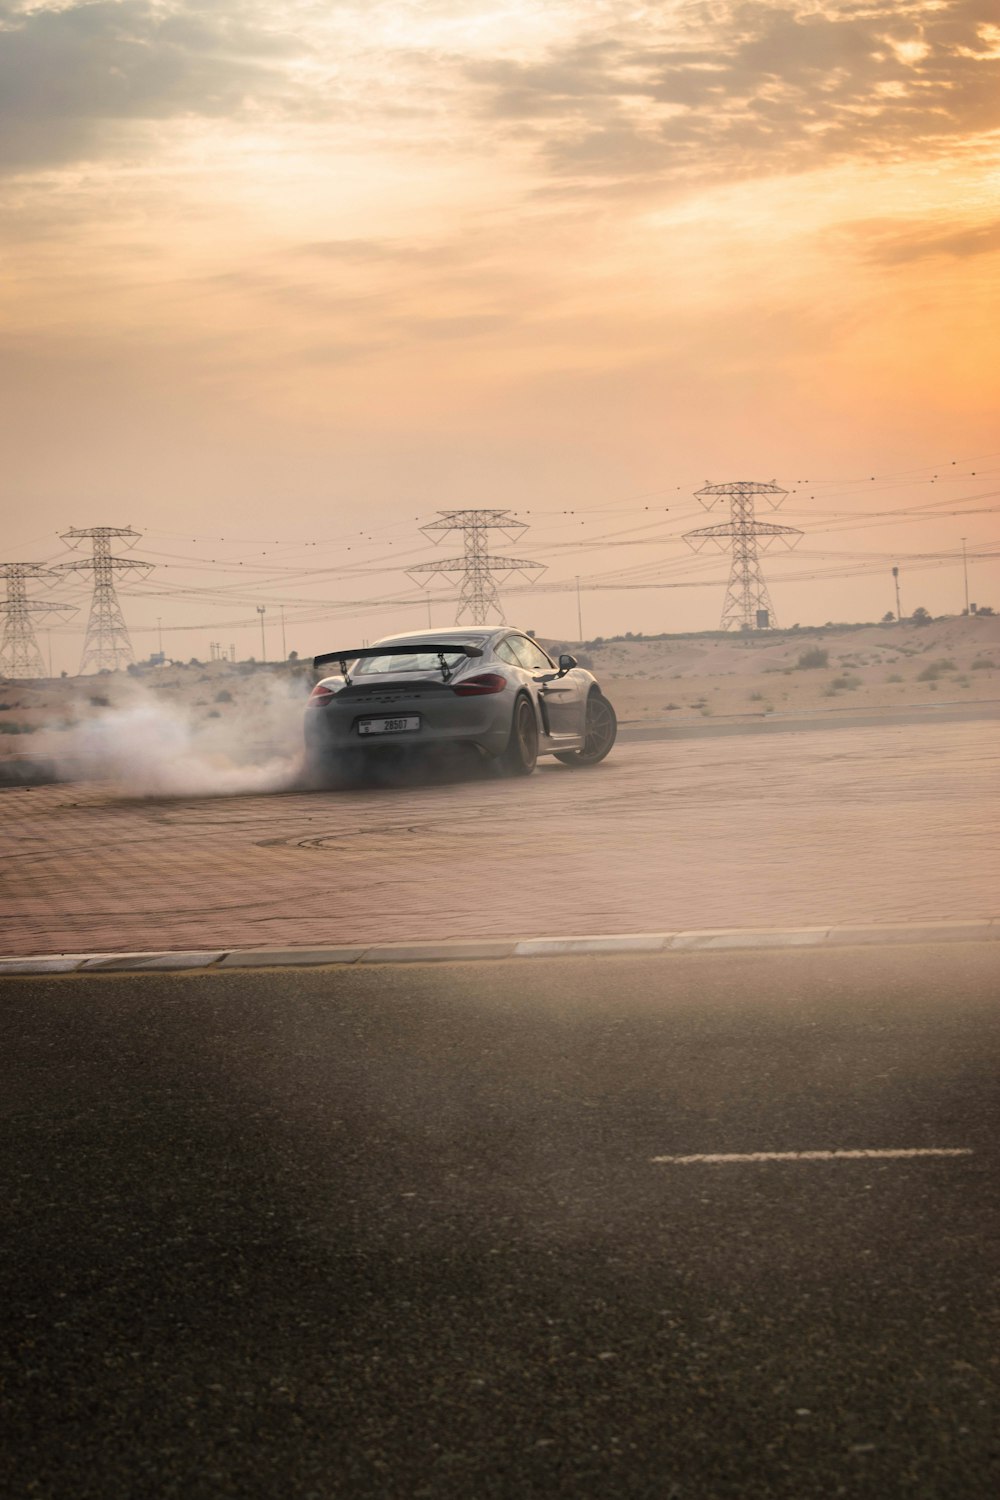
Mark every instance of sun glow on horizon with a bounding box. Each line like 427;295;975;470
1;0;998;641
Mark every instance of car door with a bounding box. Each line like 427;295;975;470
508;635;585;741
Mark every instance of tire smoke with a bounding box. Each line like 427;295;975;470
46;671;309;798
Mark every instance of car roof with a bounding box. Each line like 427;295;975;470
374;626;506;644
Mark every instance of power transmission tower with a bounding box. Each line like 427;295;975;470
0;564;76;680
56;527;152;673
684;481;802;631
408;510;545;625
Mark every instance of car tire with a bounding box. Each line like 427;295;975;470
499;695;539;776
554;692;617;766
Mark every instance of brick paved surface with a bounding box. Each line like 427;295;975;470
1;721;997;957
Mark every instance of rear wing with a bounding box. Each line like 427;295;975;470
313;641;484;683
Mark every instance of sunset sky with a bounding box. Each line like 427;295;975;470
2;0;998;666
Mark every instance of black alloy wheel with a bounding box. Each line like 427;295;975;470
554;692;617;767
500;696;539;776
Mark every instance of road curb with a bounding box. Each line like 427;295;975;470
1;920;998;975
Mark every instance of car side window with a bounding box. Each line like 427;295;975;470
510;636;553;671
494;639;522;667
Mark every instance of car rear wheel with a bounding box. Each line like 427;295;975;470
554;692;617;766
499;695;539;776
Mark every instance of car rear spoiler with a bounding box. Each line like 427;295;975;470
313;641;484;684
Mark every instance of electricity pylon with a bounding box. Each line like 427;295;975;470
0;564;76;680
684;481;802;631
56;527;152;673
408;510;545;625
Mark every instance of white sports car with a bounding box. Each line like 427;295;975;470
306;626;617;777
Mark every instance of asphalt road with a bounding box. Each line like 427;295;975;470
3;945;999;1499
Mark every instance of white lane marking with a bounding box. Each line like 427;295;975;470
651;1149;973;1164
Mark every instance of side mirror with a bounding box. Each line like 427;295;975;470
558;653;578;676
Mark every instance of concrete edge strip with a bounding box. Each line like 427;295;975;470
1;920;998;975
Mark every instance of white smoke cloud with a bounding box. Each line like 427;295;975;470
47;670;309;798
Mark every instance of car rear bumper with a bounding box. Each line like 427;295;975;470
305;696;513;760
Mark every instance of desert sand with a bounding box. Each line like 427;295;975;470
573;614;1000;724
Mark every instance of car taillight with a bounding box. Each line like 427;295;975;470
308;683;337;707
452;672;507;697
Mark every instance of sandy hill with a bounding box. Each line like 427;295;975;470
544;614;1000;723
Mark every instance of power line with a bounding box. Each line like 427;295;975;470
55;527;152;673
0;564;76;680
683;481;802;631
407;510;545;625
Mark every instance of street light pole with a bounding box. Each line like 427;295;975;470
892;566;902;624
962;537;970;615
576;576;583;642
257;605;267;663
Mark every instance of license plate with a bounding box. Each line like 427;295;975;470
357;715;421;736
